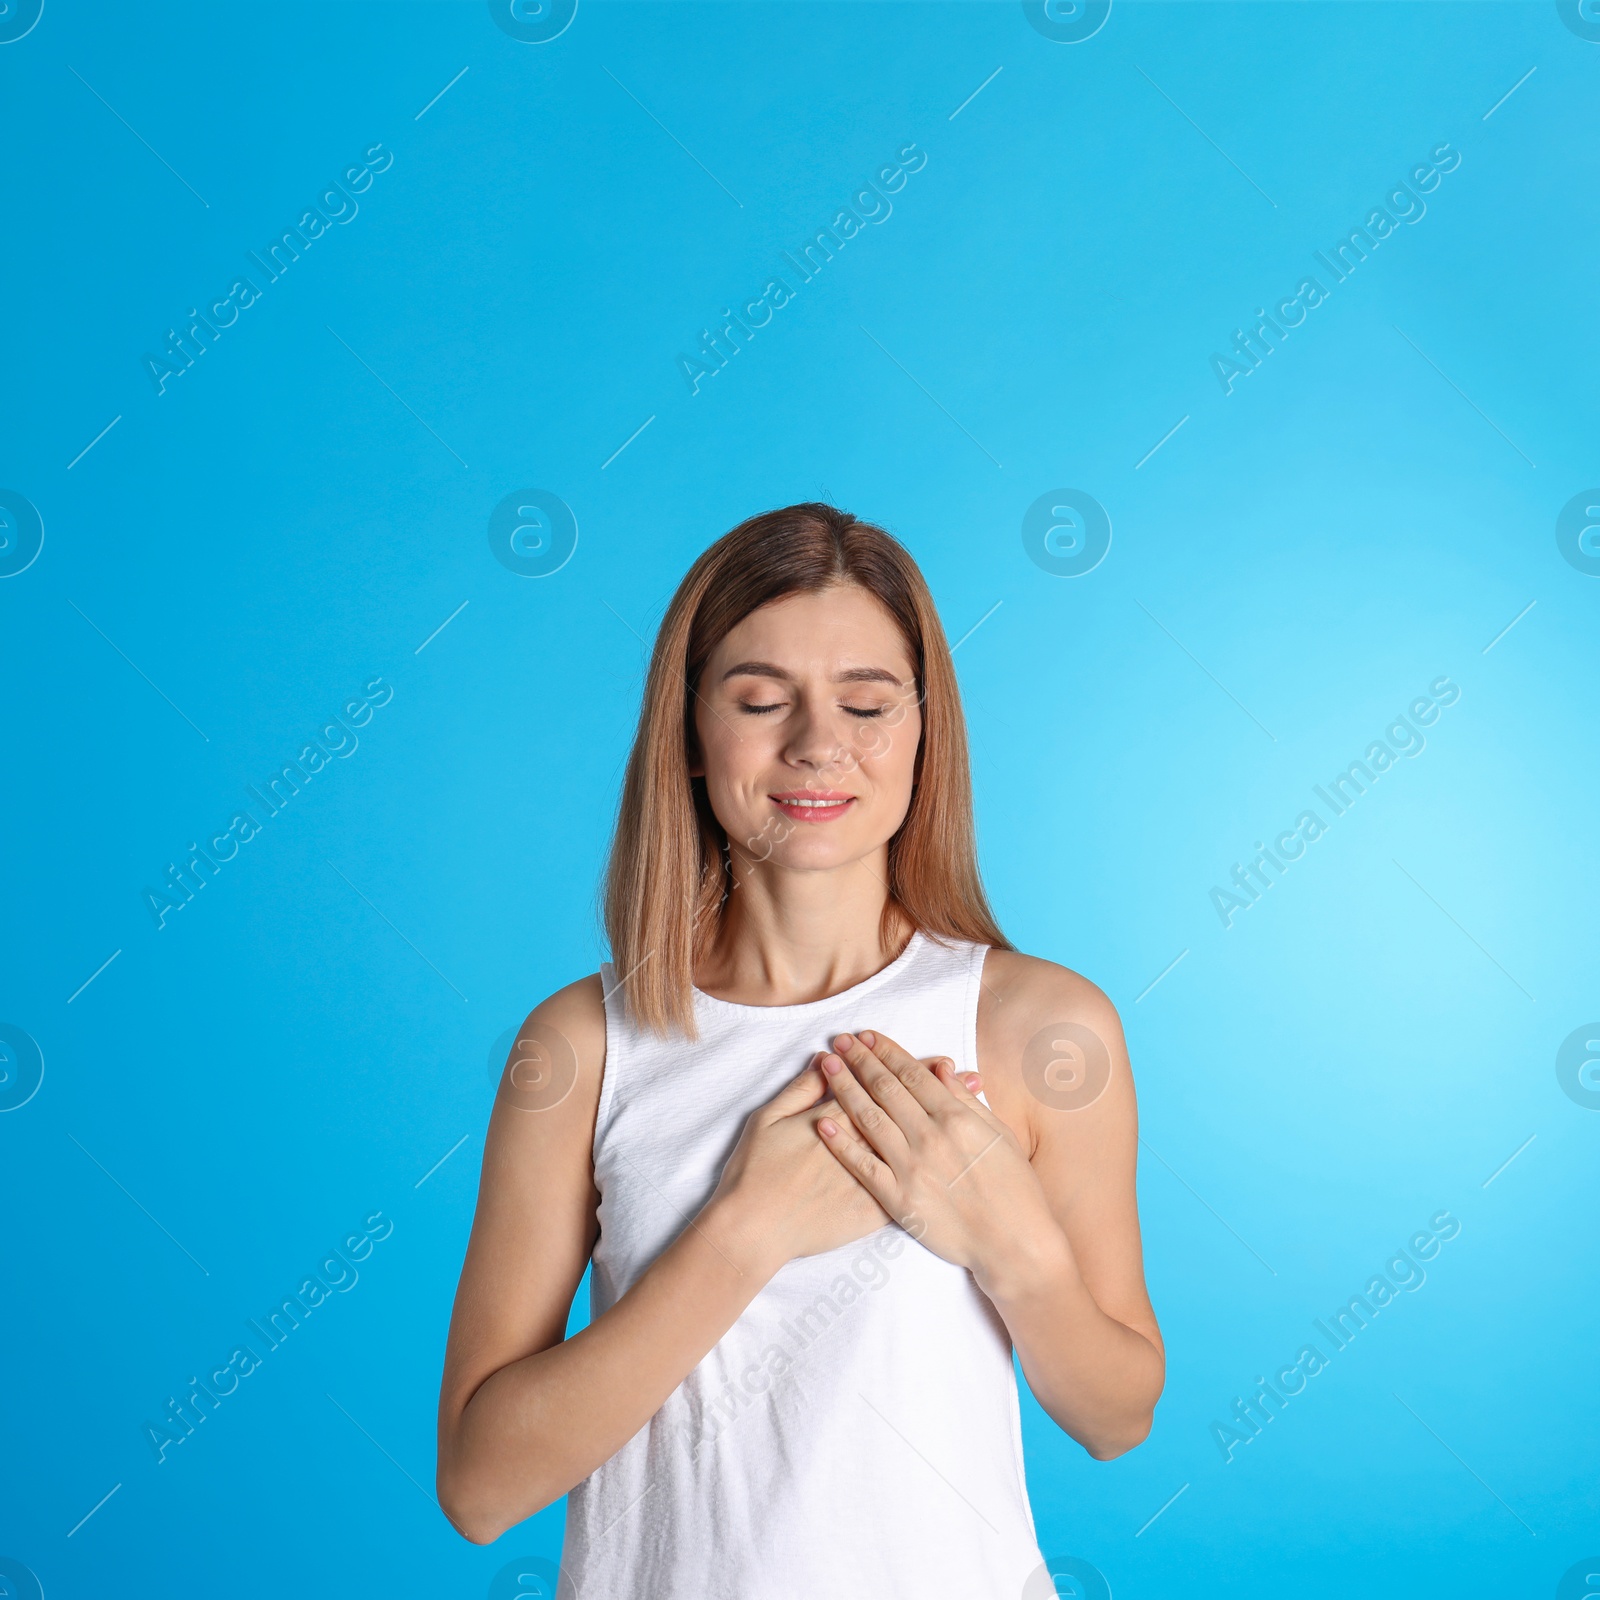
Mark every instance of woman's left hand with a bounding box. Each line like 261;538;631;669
815;1029;1065;1293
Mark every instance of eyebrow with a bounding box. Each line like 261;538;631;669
720;660;907;687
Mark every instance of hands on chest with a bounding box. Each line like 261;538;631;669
709;1025;1069;1304
813;1029;1062;1295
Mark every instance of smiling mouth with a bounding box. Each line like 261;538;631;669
770;792;855;821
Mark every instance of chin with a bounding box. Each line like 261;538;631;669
774;840;881;873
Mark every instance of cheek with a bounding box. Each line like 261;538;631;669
697;716;769;803
858;713;920;791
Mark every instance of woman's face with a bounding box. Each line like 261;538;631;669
691;583;922;877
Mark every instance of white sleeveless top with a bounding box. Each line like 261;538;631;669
561;931;1047;1599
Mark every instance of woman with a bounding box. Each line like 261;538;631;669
436;503;1164;1597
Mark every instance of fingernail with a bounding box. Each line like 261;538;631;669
821;1054;843;1075
965;1073;981;1089
858;1030;876;1047
819;1117;838;1136
834;1034;854;1052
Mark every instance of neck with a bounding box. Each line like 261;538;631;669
696;847;909;1006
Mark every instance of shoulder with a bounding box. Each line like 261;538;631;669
974;948;1132;1156
977;948;1126;1053
488;972;608;1145
524;971;608;1067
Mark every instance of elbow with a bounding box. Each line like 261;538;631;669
437;1458;560;1546
1085;1432;1145;1462
1083;1403;1157;1462
437;1472;504;1546
444;1510;499;1548
436;1411;510;1544
1084;1345;1165;1460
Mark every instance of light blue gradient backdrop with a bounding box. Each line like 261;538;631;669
3;2;1596;1596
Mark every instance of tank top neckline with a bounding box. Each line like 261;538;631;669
688;928;930;1017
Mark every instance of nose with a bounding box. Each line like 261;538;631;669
780;696;854;780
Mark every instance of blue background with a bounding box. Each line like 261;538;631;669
3;1;1597;1595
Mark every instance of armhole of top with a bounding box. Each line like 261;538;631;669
592;962;622;1163
965;940;991;1094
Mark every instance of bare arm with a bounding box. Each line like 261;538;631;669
971;952;1165;1458
812;952;1164;1459
435;977;758;1542
436;978;892;1543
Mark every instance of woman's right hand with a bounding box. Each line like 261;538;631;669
706;1059;892;1274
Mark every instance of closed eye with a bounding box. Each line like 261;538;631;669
737;699;892;718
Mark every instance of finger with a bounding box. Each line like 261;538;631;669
817;1113;900;1212
930;1056;977;1102
854;1029;952;1116
930;1057;1007;1129
820;1043;912;1162
830;1032;928;1139
767;1055;828;1117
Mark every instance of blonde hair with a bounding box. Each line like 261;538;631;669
603;502;1009;1037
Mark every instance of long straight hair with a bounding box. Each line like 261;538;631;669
603;502;1010;1038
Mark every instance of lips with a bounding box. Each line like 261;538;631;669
770;791;855;822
